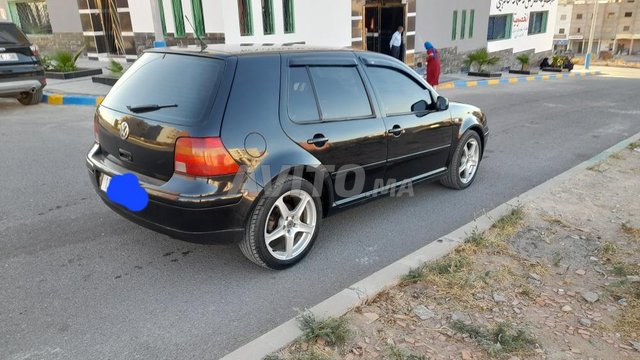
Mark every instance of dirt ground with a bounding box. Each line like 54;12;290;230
271;142;640;360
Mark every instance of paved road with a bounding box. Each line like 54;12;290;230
2;74;640;360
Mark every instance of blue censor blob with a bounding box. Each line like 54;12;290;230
106;173;149;212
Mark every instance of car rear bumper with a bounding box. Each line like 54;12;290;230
86;144;260;243
0;78;45;97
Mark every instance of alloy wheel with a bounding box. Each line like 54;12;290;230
459;138;480;184
264;190;317;261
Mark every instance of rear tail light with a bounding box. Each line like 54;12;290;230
174;137;239;177
30;44;39;57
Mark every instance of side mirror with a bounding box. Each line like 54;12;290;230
436;96;449;111
410;99;429;113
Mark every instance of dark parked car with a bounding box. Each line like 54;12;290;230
0;21;45;105
86;45;488;269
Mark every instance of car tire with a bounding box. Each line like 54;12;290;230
18;89;42;106
440;130;483;190
239;176;322;270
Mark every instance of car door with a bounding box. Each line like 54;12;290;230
361;55;453;183
279;53;388;204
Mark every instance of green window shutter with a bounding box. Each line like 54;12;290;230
158;0;167;36
238;0;254;36
262;0;275;35
191;0;205;37
469;9;475;38
461;10;466;40
172;0;185;37
506;14;512;39
8;2;20;28
283;0;295;33
542;11;548;33
451;10;458;40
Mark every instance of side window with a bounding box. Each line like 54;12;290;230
366;66;432;116
308;66;373;120
288;67;320;123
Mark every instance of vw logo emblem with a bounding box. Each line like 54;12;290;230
119;122;130;140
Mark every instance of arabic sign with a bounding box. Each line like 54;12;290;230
495;0;556;12
512;15;529;40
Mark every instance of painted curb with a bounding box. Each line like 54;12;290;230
220;130;640;360
436;70;601;90
41;92;104;106
39;71;601;106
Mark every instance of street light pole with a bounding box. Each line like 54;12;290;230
585;0;600;69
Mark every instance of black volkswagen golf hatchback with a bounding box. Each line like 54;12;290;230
87;45;488;269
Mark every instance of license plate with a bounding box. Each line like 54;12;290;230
0;53;18;61
100;174;112;192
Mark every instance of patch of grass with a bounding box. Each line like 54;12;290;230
402;267;427;283
518;284;539;300
386;345;429;360
542;215;571;228
587;163;606;173
627;141;640;150
466;229;489;247
297;312;351;347
598;241;618;257
426;254;472;276
264;355;284;360
621;223;640;241
293;350;332;360
451;320;537;356
492;206;525;237
611;262;640;277
551;251;563;267
609;152;624;160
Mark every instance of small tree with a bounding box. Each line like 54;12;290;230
465;48;500;73
516;53;530;71
107;59;124;77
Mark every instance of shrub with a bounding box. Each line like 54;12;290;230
465;48;499;73
107;59;124;76
51;46;85;72
515;54;530;71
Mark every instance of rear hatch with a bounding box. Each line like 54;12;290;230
0;23;41;80
96;52;226;181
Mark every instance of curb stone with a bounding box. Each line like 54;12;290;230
436;71;600;90
38;71;601;107
41;92;104;106
220;130;640;360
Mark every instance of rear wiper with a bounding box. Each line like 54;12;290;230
126;103;178;113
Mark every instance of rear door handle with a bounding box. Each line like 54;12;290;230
307;134;329;147
388;125;404;137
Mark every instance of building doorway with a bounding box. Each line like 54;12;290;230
364;3;405;60
96;0;126;55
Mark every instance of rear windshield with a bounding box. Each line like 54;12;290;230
0;23;29;45
101;52;225;125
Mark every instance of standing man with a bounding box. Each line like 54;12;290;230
390;25;403;60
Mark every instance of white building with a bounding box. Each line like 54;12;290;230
487;0;559;54
554;2;573;52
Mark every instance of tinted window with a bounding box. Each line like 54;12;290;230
309;66;372;120
0;23;30;45
101;53;224;125
366;67;431;116
288;67;320;122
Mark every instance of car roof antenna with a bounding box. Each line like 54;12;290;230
184;15;207;52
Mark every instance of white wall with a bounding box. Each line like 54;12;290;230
416;0;490;53
222;0;350;46
129;0;154;33
488;0;558;53
202;0;224;33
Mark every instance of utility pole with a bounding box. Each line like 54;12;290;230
585;0;600;69
150;0;166;48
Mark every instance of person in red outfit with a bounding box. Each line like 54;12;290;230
424;42;441;86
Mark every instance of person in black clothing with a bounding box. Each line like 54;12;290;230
540;57;550;68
